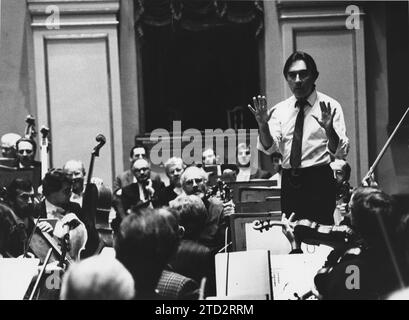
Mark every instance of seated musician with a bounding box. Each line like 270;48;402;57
117;158;165;212
168;195;216;296
314;187;409;300
155;208;200;300
0;178;52;257
34;168;82;221
1;133;21;166
236;143;272;182
156;157;185;207
115;207;198;299
113;143;162;192
177;166;234;251
330;159;353;225
34;168;101;258
60;255;135;300
15;138;41;169
63;159;104;207
270;152;283;186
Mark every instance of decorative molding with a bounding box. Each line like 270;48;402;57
27;0;119;29
27;0;119;15
276;0;365;21
280;12;365;21
31;21;119;28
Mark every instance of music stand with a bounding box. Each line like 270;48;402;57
229;212;282;251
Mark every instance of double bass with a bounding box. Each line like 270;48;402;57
80;134;113;255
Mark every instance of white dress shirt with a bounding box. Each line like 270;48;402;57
257;90;349;169
45;199;65;220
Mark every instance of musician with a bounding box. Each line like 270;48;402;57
314;187;409;299
113;144;163;193
179;166;234;250
15;138;41;169
168;195;216;295
34;168;82;220
60;255;135;300
0;179;52;257
270;152;283;187
236;142;272;181
249;51;349;224
155;208;200;300
1;132;21;159
157;157;185;207
330;159;353;225
118;158;165;212
63;159;104;207
202;148;219;166
115;208;194;299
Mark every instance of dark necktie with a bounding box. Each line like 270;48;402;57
290;99;308;168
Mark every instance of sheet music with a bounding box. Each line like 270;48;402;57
270;252;329;300
0;258;39;300
245;223;291;254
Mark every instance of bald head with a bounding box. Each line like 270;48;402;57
63;160;86;194
131;158;151;184
60;255;135;300
1;133;21;158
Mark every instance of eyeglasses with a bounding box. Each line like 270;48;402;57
134;167;149;173
185;178;203;186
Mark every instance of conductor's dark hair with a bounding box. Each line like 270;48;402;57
16;138;37;155
283;51;319;80
42;168;72;197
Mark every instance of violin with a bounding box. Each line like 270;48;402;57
253;218;356;248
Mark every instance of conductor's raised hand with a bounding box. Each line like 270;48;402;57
312;101;336;132
248;95;275;126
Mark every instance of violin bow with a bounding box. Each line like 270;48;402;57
362;106;409;184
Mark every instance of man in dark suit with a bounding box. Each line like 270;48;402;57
34;168;82;219
113;143;162;192
236;142;272;181
119;158;165;212
157;157;185;207
115;207;197;299
15;138;41;170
